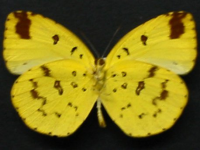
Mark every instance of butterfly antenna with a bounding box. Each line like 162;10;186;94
79;31;100;58
101;25;121;57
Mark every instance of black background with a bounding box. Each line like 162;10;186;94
0;0;200;149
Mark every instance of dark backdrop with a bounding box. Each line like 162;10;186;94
0;0;200;149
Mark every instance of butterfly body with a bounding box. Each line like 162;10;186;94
3;11;197;137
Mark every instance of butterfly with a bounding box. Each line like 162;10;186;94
3;11;197;137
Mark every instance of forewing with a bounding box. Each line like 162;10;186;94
106;11;197;74
3;11;94;74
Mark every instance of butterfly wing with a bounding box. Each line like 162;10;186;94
100;60;188;137
11;59;97;137
3;11;94;75
101;11;196;137
105;11;197;75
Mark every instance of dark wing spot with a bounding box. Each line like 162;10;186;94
153;113;157;117
121;71;127;77
117;55;121;59
152;97;159;106
161;80;169;89
71;47;77;55
42;99;47;105
72;71;77;76
141;35;148;45
29;79;38;88
168;12;187;39
41;65;51;76
80;54;83;59
113;88;117;92
14;11;31;39
148;66;158;78
52;34;59;45
121;103;131;110
68;102;72;107
30;89;47;107
37;108;47;116
121;107;126;110
74;106;78;111
153;109;162;118
127;103;131;108
123;47;130;55
160;90;168;100
71;82;78;88
83;73;86;76
82;88;87;92
54;80;63;95
135;81;145;95
55;112;61;118
30;89;39;99
111;74;116;77
121;83;128;89
152;89;168;105
138;113;145;119
147;133;151;136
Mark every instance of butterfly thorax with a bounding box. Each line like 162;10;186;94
93;58;106;92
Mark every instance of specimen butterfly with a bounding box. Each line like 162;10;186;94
3;11;197;137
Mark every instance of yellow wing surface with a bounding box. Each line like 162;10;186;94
100;60;188;137
3;11;94;75
105;12;197;75
101;11;197;137
11;59;98;137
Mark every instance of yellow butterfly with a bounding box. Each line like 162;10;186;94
3;11;197;137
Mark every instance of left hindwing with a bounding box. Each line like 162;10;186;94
105;11;197;75
11;59;97;137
